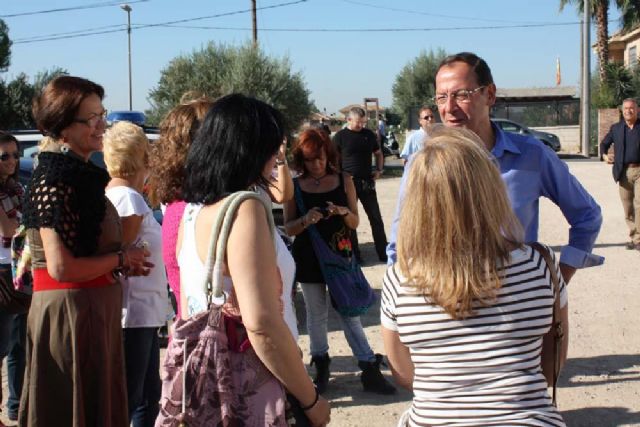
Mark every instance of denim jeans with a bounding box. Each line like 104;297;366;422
123;327;161;427
0;309;26;419
300;282;375;362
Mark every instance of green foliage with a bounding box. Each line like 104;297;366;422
146;42;313;131
0;19;11;73
391;48;447;128
0;68;68;129
592;62;634;108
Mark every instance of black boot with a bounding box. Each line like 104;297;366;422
358;354;396;395
310;353;331;394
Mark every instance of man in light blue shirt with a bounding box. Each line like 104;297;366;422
387;52;603;283
400;106;435;166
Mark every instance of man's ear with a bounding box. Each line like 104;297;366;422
486;83;497;107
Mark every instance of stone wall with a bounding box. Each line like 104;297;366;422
531;125;580;153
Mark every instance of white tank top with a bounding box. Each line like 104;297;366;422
178;202;298;340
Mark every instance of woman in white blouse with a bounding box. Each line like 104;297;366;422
104;121;168;427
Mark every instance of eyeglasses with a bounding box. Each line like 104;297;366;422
434;86;486;106
73;110;108;127
421;115;434;121
0;152;19;162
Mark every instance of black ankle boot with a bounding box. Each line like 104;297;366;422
310;353;331;394
358;354;396;395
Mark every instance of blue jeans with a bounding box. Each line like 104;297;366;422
123;327;161;427
0;309;26;419
300;282;375;362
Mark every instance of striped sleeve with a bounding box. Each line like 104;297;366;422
380;264;400;331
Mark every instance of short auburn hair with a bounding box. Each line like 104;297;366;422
32;76;104;139
291;128;339;176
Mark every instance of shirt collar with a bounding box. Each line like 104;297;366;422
491;121;521;158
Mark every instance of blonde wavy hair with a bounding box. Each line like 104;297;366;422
103;121;149;178
397;127;524;319
147;98;213;206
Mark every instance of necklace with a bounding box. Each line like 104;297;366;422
309;173;328;186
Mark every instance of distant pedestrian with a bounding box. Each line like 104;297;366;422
333;107;388;263
600;98;640;250
400;106;435;166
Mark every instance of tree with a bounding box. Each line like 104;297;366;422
0;19;11;73
559;0;640;83
391;48;447;128
147;42;314;131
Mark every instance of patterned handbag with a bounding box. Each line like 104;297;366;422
156;192;287;427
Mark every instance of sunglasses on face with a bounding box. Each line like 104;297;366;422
421;115;434;120
0;152;19;162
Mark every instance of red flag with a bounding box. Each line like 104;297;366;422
556;57;561;86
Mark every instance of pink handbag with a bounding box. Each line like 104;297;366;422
156;192;287;427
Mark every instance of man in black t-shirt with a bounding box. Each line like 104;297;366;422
334;106;388;263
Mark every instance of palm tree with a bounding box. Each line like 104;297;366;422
559;0;610;82
560;0;640;82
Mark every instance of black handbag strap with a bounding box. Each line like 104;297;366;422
531;242;563;406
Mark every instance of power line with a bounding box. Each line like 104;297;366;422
339;0;558;25
1;0;150;18
151;21;581;33
14;0;308;44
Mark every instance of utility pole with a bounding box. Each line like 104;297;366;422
581;0;591;156
251;0;258;47
120;4;133;111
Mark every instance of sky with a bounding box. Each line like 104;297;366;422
1;0;626;116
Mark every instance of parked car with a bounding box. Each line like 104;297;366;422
107;110;146;126
492;118;561;152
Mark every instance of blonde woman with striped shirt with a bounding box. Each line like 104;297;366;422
381;128;568;426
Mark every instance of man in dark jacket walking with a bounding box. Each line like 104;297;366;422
601;98;640;250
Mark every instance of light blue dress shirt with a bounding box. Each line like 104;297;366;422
400;128;429;160
387;123;604;269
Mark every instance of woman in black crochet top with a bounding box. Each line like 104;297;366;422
19;76;150;426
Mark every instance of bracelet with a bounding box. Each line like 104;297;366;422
276;158;287;166
300;388;319;411
301;216;307;228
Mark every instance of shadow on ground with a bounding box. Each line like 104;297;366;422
562;406;640;426
560;354;640;388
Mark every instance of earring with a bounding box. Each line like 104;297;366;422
60;144;69;154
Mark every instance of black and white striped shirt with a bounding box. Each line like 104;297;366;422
381;245;567;427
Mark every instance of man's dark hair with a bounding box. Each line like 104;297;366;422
182;93;286;205
437;52;494;86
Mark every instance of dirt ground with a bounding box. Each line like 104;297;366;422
3;157;640;426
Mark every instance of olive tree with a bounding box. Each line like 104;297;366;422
391;48;447;128
147;42;314;131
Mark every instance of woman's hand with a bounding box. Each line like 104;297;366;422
304;207;325;225
305;395;331;427
124;246;153;276
326;201;350;217
277;138;288;164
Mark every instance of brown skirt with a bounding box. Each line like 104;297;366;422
18;283;128;427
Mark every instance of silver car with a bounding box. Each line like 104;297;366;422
492;118;561;152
